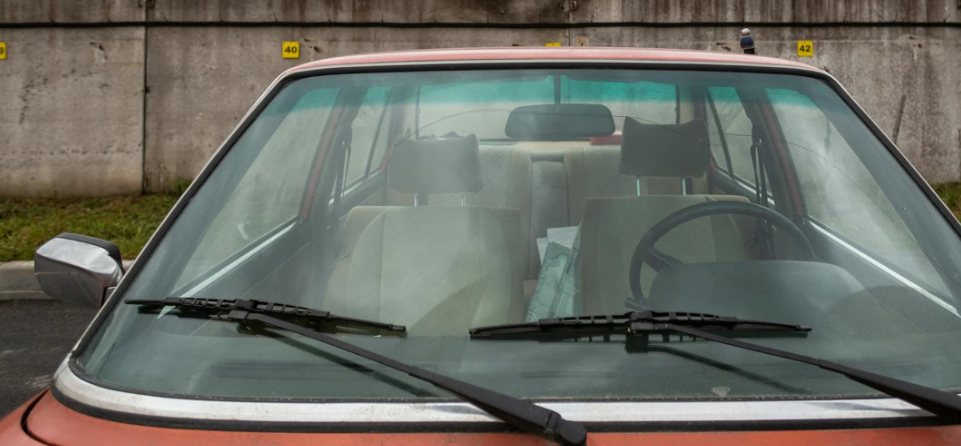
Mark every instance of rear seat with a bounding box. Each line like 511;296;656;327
386;143;533;278
563;145;637;226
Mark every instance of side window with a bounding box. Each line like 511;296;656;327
346;87;390;185
767;87;947;293
707;87;756;184
367;87;417;176
179;87;338;284
705;90;730;173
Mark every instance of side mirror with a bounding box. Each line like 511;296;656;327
34;233;124;308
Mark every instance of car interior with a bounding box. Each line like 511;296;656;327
171;73;961;340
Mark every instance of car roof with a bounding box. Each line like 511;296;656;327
287;47;822;74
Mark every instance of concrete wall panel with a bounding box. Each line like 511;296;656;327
0;27;145;196
143;26;568;191
147;0;569;24
0;0;144;23
577;0;961;24
580;26;961;183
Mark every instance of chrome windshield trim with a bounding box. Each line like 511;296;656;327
55;365;932;423
809;222;961;318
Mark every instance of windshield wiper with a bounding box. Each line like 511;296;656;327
127;297;406;332
470;311;810;336
125;298;587;446
470;311;961;423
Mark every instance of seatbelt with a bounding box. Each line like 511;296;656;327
331;125;353;219
749;133;775;259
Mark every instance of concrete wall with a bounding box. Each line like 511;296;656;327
2;0;961;195
0;27;145;196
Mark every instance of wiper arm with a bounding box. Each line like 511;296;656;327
126;297;406;332
664;324;961;423
470;311;810;336
125;299;587;446
470;311;961;423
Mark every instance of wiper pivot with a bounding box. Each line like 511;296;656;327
126;297;405;332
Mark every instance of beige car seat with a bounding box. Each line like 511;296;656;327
325;135;526;334
579;117;755;314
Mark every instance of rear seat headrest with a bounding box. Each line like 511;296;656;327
620;117;711;178
389;134;482;194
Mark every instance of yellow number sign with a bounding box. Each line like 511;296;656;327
545;42;562;47
282;41;300;59
797;41;814;57
0;42;6;60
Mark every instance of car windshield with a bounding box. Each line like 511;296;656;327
79;68;961;402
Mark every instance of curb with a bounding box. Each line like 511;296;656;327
0;261;47;301
0;260;135;301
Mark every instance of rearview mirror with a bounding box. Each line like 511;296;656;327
34;233;124;307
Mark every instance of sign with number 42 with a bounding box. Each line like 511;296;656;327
282;41;300;59
0;42;6;60
797;41;814;57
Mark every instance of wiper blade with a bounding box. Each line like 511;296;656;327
126;297;406;332
125;300;587;445
470;311;809;336
471;311;961;423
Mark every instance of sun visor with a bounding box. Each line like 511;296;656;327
389;134;482;194
620;117;711;178
505;104;615;141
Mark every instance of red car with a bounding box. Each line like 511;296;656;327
5;46;961;445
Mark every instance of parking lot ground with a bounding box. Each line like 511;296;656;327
0;299;97;417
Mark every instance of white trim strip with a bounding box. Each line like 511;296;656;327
54;365;930;424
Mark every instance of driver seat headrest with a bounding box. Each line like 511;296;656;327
619;117;711;178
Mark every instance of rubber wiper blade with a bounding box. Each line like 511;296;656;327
470;311;809;336
125;297;405;332
125;302;588;445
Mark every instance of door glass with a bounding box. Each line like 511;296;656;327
347;87;390;185
767;87;948;294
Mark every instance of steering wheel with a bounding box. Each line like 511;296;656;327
627;201;815;307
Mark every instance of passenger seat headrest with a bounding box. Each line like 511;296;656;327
389;134;482;194
620;117;711;178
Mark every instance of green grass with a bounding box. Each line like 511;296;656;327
934;183;961;220
0;194;180;261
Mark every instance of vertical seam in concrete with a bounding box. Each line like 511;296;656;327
141;21;148;193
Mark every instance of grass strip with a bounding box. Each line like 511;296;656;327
0;195;179;261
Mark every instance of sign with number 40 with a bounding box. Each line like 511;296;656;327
282;41;300;59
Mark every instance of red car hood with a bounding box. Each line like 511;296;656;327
7;391;961;446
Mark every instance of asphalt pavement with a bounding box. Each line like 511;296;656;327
0;299;97;417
